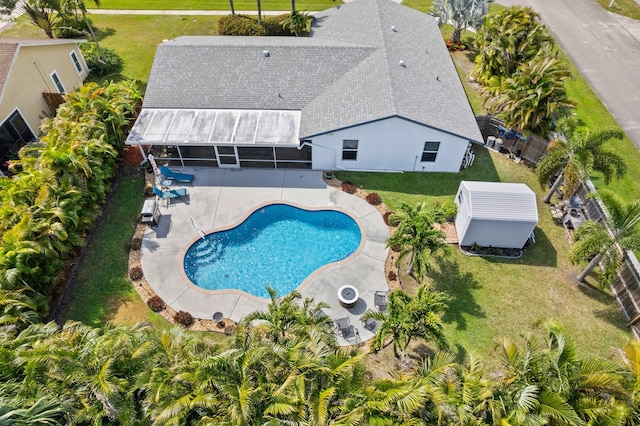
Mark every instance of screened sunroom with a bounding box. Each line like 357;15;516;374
125;108;311;169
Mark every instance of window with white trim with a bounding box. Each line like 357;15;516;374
421;141;440;162
50;71;65;93
342;139;358;160
70;51;83;74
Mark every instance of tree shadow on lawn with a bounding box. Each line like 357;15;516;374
93;26;116;41
428;257;485;331
336;147;501;197
577;278;630;331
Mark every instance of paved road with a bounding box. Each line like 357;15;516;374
497;0;640;150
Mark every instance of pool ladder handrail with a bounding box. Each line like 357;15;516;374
190;217;206;240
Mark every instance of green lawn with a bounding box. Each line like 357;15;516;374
596;0;640;20
61;172;158;327
338;149;631;363
94;0;341;11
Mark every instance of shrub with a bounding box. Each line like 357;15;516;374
341;181;357;194
390;244;402;252
218;14;266;36
174;310;194;327
387;270;397;281
129;266;143;281
435;199;457;222
366;192;382;205
262;14;291;36
129;237;142;251
146;295;166;312
386;212;401;227
383;211;393;225
80;43;123;77
54;17;89;38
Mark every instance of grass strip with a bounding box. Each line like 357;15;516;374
62;172;152;326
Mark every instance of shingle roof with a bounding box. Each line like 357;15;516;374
142;0;483;143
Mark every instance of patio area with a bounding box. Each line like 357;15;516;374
139;168;390;345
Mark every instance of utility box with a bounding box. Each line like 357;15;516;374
141;199;160;227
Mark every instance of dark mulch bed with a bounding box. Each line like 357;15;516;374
460;245;523;258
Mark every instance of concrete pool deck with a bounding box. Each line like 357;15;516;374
140;168;390;346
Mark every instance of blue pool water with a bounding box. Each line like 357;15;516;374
183;204;362;298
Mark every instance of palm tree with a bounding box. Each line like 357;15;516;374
483;45;576;135
431;0;489;45
0;288;39;333
387;202;447;282
536;122;626;203
21;0;61;39
242;286;332;345
473;6;554;86
363;285;449;358
570;190;640;286
492;321;627;425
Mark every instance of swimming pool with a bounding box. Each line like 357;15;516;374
183;203;362;298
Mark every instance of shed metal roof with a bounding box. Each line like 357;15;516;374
460;181;538;222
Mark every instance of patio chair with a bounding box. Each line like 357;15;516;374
334;317;351;335
153;186;188;206
361;316;377;331
160;166;195;184
374;290;388;311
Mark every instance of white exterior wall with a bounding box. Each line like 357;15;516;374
457;218;536;249
309;117;470;172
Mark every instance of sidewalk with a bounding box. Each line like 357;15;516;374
86;9;293;15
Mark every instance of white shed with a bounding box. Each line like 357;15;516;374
454;181;538;249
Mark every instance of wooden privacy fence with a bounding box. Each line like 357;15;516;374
572;180;640;337
475;116;549;165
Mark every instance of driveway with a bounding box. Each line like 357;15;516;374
496;0;640;150
140;168;389;346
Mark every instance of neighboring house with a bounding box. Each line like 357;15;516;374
126;0;483;172
454;181;538;249
0;38;88;170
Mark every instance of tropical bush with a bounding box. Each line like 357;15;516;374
80;43;123;77
219;13;295;36
128;237;142;251
146;295;165;312
173;310;194;327
0;81;140;311
341;181;357;194
262;14;291;36
218;14;267;36
473;7;572;134
54;17;88;38
366;192;382;205
128;266;143;281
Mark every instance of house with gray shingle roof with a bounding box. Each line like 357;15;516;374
0;38;88;173
126;0;482;172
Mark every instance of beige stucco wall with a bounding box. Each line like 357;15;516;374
0;42;88;136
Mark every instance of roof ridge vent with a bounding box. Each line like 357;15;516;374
262;50;270;57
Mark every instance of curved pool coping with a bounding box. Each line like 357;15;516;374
139;169;390;345
179;201;367;302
